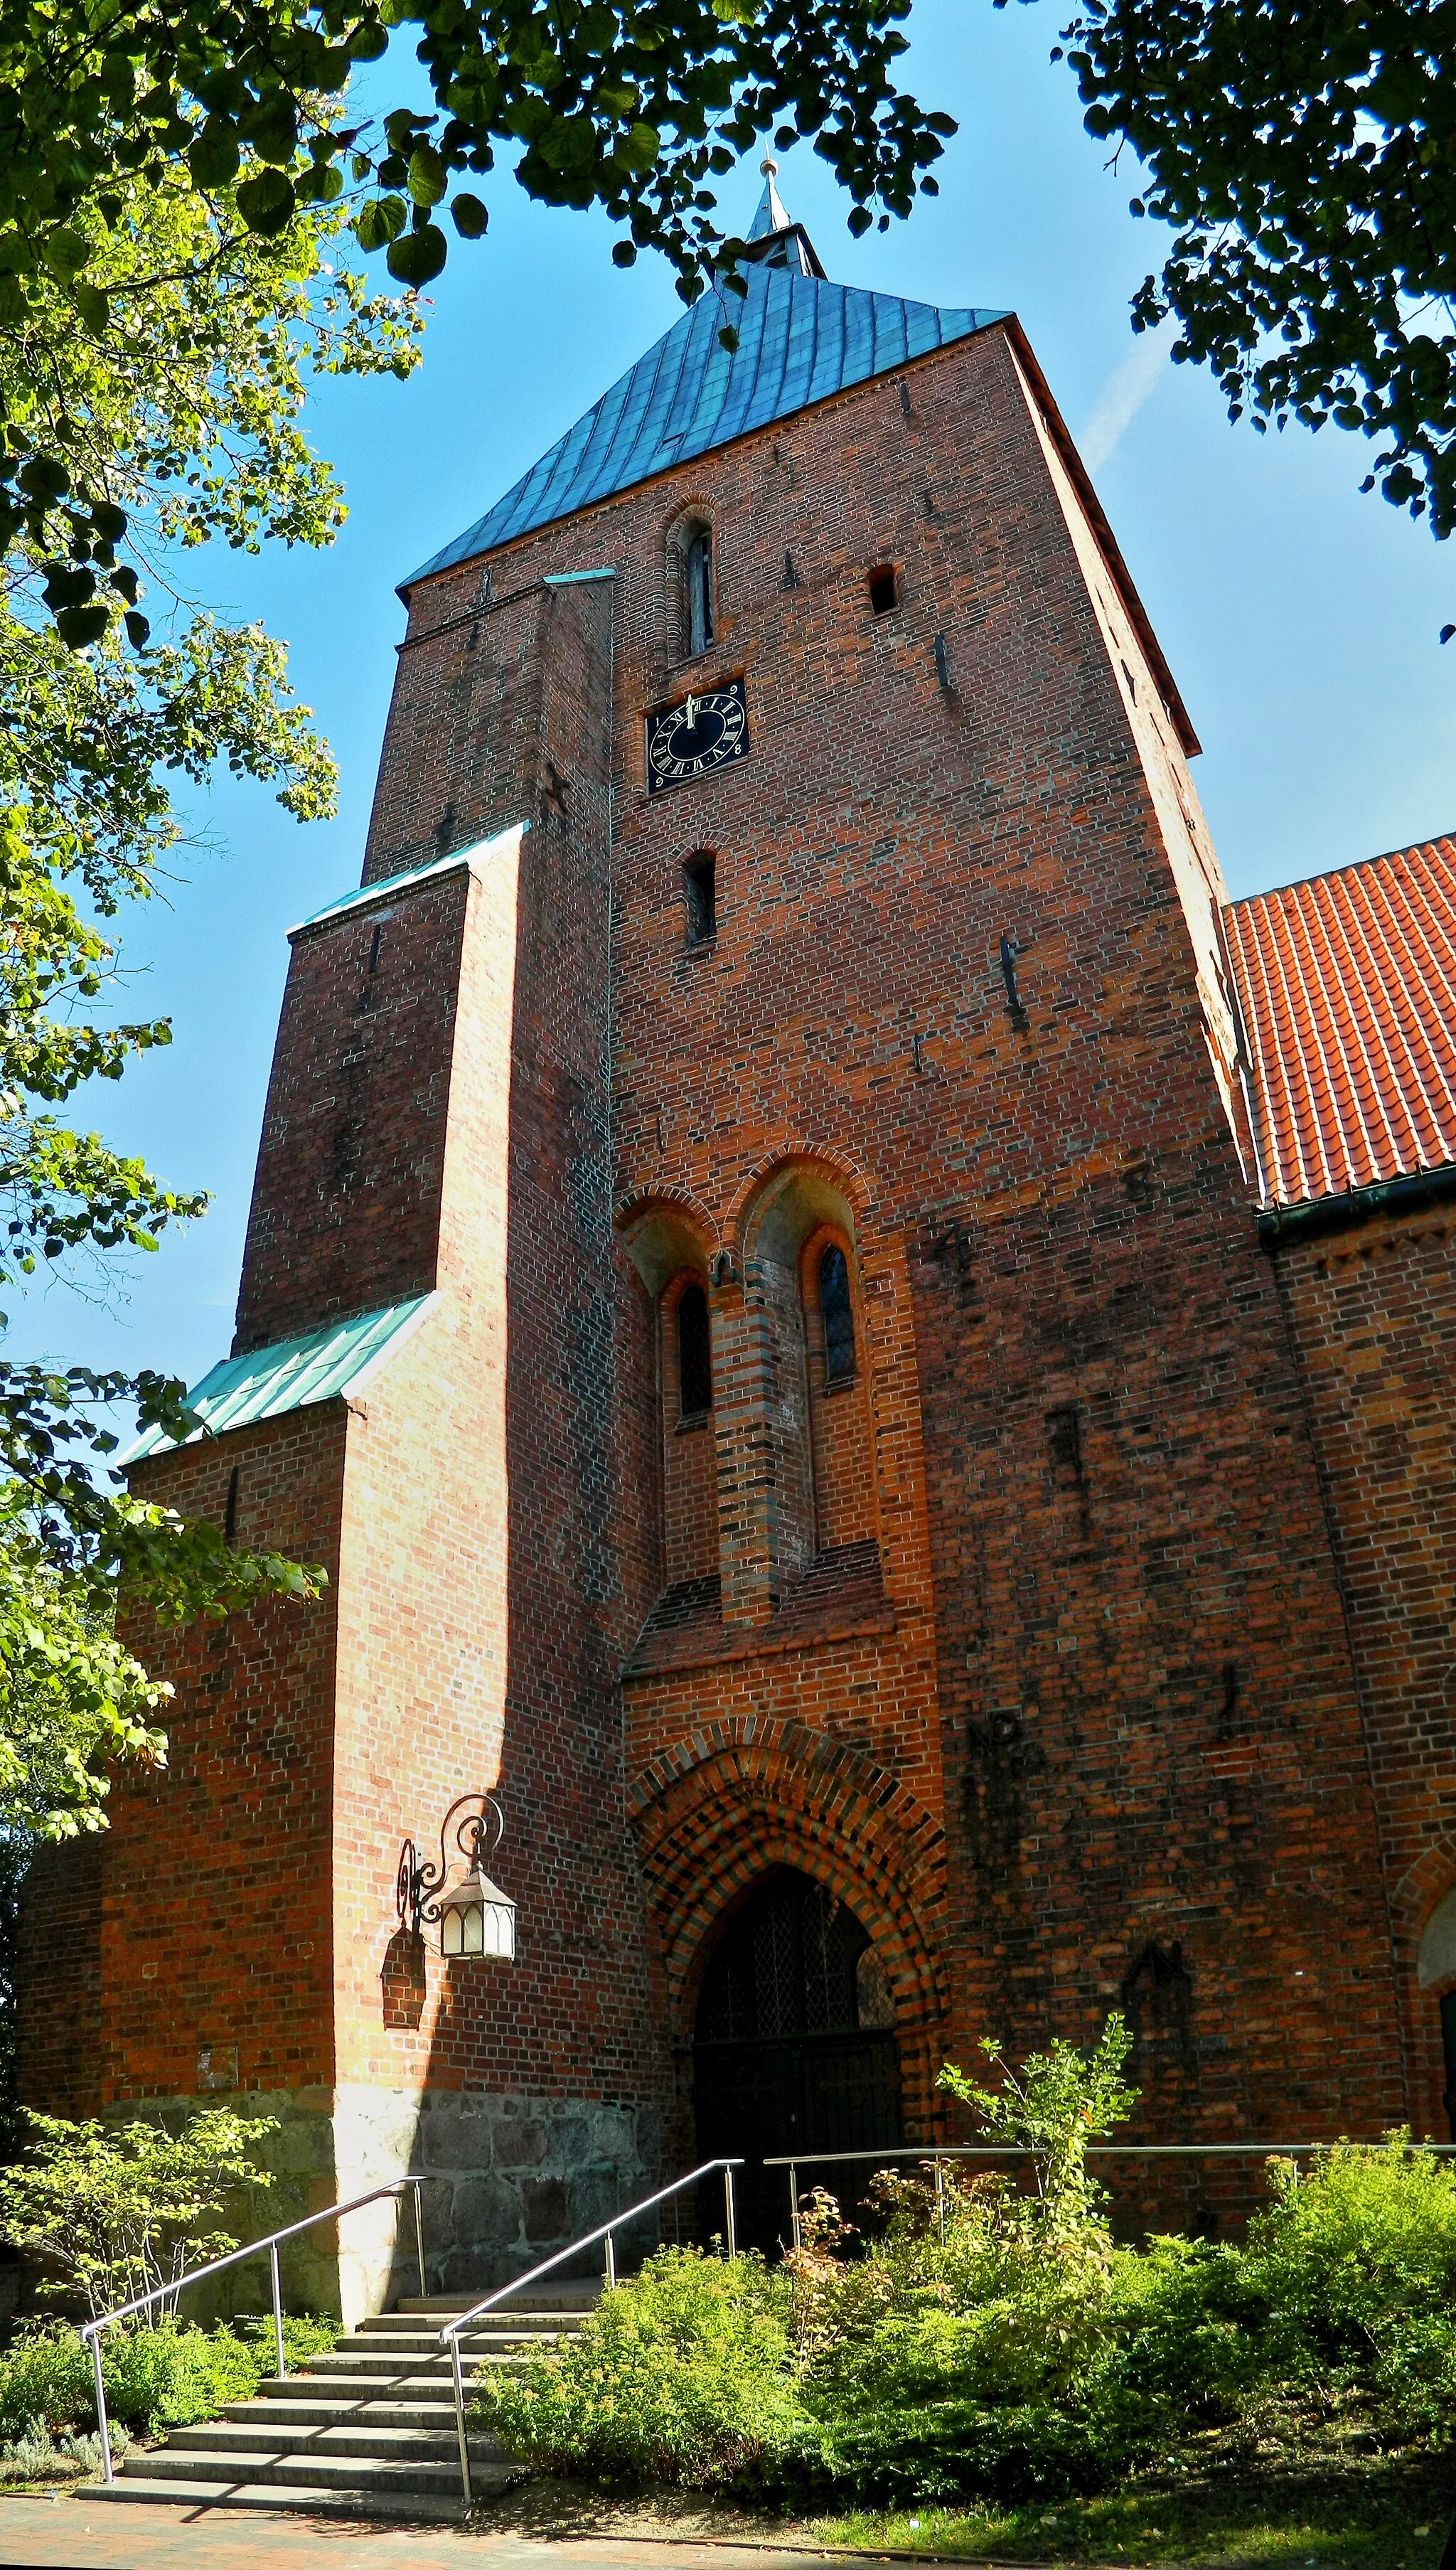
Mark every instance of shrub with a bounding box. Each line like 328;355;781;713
0;2313;340;2441
0;2419;129;2484
465;2042;1456;2507
1241;2135;1456;2438
785;2168;1127;2504
0;2328;90;2437
473;2246;814;2488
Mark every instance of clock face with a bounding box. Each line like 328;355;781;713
646;680;749;794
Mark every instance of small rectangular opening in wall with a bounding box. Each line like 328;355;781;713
868;564;898;616
684;852;717;947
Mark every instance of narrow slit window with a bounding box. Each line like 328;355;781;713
684;852;717;947
678;1282;712;1418
819;1244;856;1382
868;564;898;616
685;527;714;656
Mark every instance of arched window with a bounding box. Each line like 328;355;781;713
819;1243;856;1383
684;524;714;656
678;1281;712;1419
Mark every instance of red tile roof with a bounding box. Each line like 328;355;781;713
1225;836;1456;1210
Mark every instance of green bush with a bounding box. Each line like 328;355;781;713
0;2314;340;2441
1241;2135;1456;2437
466;2044;1456;2508
472;2247;815;2488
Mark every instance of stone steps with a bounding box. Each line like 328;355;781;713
88;2284;597;2520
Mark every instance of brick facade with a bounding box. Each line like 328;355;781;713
1267;1205;1456;2138
18;273;1452;2305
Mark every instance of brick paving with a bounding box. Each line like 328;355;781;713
0;2495;833;2570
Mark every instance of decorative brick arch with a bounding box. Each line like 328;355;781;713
725;1140;877;1259
629;1715;950;2136
615;1188;720;1296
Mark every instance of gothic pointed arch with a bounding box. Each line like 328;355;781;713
628;1716;948;2085
724;1139;876;1263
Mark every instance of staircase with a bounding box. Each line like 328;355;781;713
93;2281;597;2520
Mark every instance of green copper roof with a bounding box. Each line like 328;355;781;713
405;261;1008;586
124;1296;437;1463
288;824;529;941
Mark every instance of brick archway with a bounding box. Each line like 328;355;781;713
629;1716;949;2143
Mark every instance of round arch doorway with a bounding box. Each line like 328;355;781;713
692;1868;904;2251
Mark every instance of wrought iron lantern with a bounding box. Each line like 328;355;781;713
396;1793;516;1961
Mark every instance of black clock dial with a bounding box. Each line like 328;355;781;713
646;679;749;793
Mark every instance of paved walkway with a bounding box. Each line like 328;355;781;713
0;2497;853;2570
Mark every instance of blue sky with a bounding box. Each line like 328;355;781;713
14;0;1456;1398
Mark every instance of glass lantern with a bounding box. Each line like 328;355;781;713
437;1865;516;1960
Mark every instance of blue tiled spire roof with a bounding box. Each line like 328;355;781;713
405;257;1009;587
747;158;792;241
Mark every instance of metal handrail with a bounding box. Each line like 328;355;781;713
766;2138;1456;2249
440;2155;742;2506
80;2174;429;2489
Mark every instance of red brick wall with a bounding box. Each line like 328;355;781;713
1270;1207;1456;2138
235;872;469;1353
15;1838;104;2120
102;1409;345;2104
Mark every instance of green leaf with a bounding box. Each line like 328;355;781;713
540;114;598;174
387;222;448;284
449;192;488;238
619;121;660;173
187;114;241;188
41;230;92;280
41;564;97;612
124;612;151;649
235;169;296;237
294;162;345;203
55;604;111;648
355;193;408;249
19;459;70;503
73;284;111;336
407;143;448;204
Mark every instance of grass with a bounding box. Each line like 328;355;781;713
809;2465;1454;2566
466;2430;1456;2569
807;2426;1456;2569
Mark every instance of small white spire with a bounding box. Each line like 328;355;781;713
749;154;793;241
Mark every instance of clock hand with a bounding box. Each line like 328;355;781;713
685;693;698;729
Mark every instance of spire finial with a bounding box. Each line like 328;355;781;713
748;154;792;242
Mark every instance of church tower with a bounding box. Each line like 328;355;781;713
20;174;1410;2310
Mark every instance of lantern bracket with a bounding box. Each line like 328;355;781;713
396;1793;505;1939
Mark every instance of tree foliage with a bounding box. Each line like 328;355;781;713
1046;0;1456;539
0;170;419;1838
0;2106;277;2320
0;0;953;637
